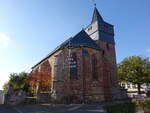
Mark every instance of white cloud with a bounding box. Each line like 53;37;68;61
147;47;150;52
0;32;10;48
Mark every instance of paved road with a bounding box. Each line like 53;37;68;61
15;104;69;113
65;103;105;113
14;103;106;113
0;105;18;113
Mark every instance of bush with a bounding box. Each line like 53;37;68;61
104;101;136;113
138;98;150;113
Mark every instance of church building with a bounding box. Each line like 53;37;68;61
30;7;127;103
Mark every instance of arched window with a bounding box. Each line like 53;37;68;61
106;43;110;50
102;50;105;56
92;55;98;80
82;49;89;56
70;53;78;80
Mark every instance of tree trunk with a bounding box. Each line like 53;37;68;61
137;83;141;94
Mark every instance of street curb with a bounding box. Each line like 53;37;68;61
13;108;23;113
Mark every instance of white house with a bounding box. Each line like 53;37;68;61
120;82;150;98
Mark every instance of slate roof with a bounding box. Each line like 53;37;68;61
59;30;102;50
32;30;102;69
32;7;115;68
91;7;115;44
99;31;115;44
91;7;104;23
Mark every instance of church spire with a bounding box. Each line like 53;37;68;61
93;0;96;7
91;7;104;23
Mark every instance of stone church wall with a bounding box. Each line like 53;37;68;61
32;44;126;103
33;47;106;103
96;40;127;100
48;47;106;103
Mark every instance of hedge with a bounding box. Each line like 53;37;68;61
104;101;136;113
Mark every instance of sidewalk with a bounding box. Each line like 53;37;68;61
14;103;106;113
0;105;19;113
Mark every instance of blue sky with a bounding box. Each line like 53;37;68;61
0;0;150;90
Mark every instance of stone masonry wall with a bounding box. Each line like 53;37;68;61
96;40;126;100
32;44;124;103
50;47;106;103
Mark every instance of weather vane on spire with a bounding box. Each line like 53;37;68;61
92;0;96;7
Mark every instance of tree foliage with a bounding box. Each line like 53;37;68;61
3;70;52;95
3;82;9;94
28;71;51;93
118;56;150;94
9;72;29;91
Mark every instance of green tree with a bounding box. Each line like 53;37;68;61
118;56;150;94
3;82;9;94
9;72;29;91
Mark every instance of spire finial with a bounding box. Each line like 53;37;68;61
93;0;96;7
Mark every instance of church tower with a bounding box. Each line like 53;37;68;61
85;7;120;100
85;7;115;44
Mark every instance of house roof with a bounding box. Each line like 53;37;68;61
32;30;102;69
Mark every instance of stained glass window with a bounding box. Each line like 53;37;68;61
70;53;78;80
92;55;98;80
